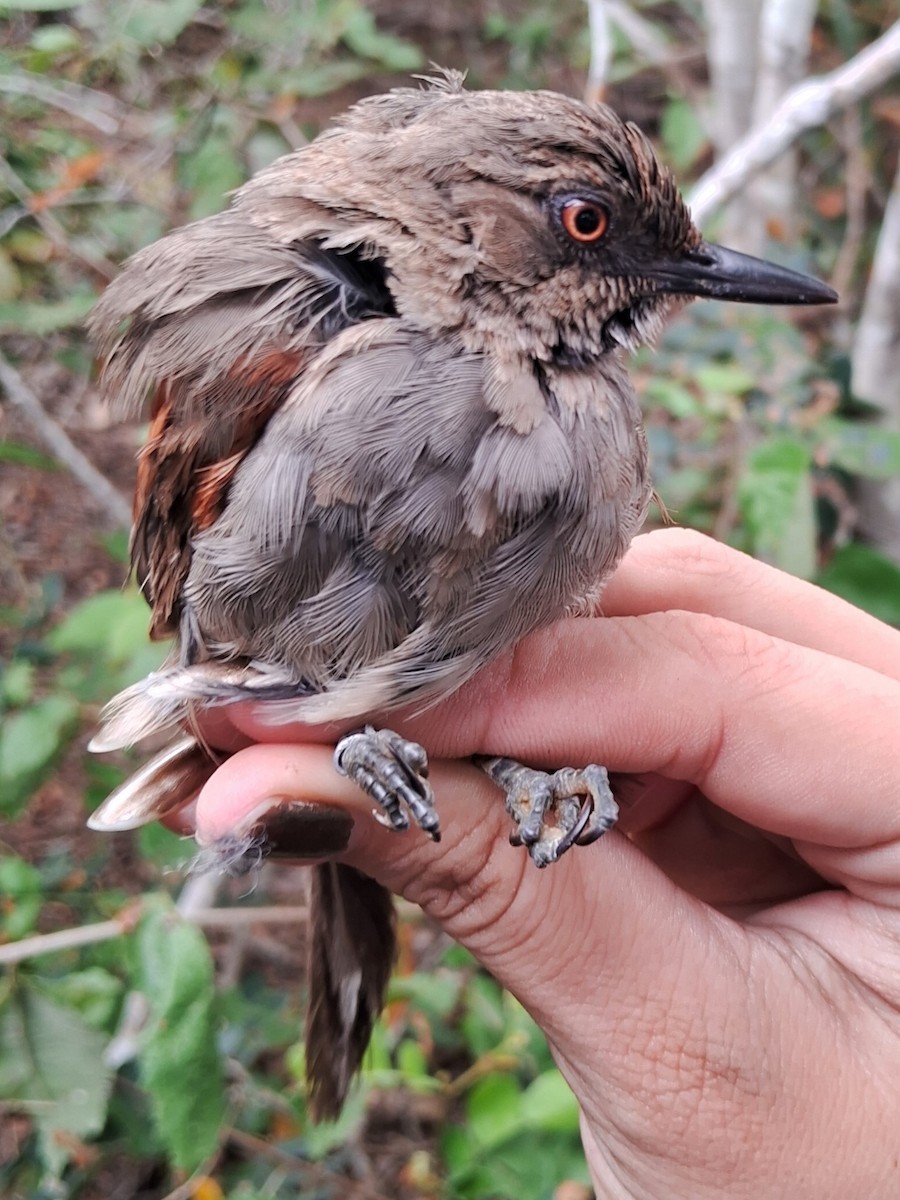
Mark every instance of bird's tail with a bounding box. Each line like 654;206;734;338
87;729;392;1121
306;862;397;1121
88;662;310;752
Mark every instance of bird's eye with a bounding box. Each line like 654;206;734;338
560;199;609;244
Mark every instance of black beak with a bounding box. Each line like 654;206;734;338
650;241;838;306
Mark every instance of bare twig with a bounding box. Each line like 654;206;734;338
0;350;132;529
603;0;671;66
175;869;223;917
0;900;308;967
584;0;612;103
0;185;134;240
0;154;119;280
0;71;129;135
830;105;869;298
0;917;131;966
691;19;900;224
191;904;309;927
593;0;701;101
226;1128;393;1200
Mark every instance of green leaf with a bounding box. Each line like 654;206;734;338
643;376;701;419
302;1087;368;1157
817;544;900;626
0;441;58;469
39;969;124;1031
441;1121;476;1180
389;967;464;1021
814;418;900;480
135;903;226;1170
738;437;816;578
395;1037;429;1080
137;821;192;868
0;246;21;301
466;1073;524;1150
660;96;707;173
30;23;82;54
47;588;149;662
460;973;507;1058
520;1069;580;1133
0;694;80;817
121;0;203;47
0;293;95;334
1;658;35;706
695;362;756;397
341;6;423;70
182;119;245;221
0;0;75;10
0;855;43;940
0;985;113;1176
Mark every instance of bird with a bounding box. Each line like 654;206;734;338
85;71;837;1119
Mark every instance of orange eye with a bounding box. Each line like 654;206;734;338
560;199;608;243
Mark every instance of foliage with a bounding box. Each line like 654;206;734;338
1;0;898;1197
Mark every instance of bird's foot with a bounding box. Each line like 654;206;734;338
478;757;617;868
334;726;440;841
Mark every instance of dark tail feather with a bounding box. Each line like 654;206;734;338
305;863;396;1120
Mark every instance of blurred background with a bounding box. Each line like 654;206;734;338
1;2;898;1197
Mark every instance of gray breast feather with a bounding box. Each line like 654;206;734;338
184;321;649;721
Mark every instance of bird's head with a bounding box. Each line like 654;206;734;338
237;72;836;364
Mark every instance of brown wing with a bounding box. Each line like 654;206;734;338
90;210;395;638
132;348;303;637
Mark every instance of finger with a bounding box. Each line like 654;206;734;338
227;607;900;902
601;528;900;681
395;612;900;901
191;743;726;1068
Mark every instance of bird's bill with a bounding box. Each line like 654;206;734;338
649;242;838;306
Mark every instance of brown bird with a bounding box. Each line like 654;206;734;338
86;72;836;1118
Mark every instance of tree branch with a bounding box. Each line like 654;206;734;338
584;0;613;103
0;70;128;135
0;900;308;967
0;350;132;529
690;19;900;225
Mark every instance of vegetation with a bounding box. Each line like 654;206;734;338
1;1;898;1197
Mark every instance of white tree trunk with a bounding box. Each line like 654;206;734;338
745;0;819;252
853;159;900;562
701;0;763;245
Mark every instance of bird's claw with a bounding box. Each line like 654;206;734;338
478;758;618;868
334;726;440;841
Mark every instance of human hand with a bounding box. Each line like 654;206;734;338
185;528;900;1199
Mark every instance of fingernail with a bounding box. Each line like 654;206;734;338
191;800;355;876
249;799;354;859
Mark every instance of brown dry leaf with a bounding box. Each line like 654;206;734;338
813;186;846;220
30;151;110;212
872;94;900;129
